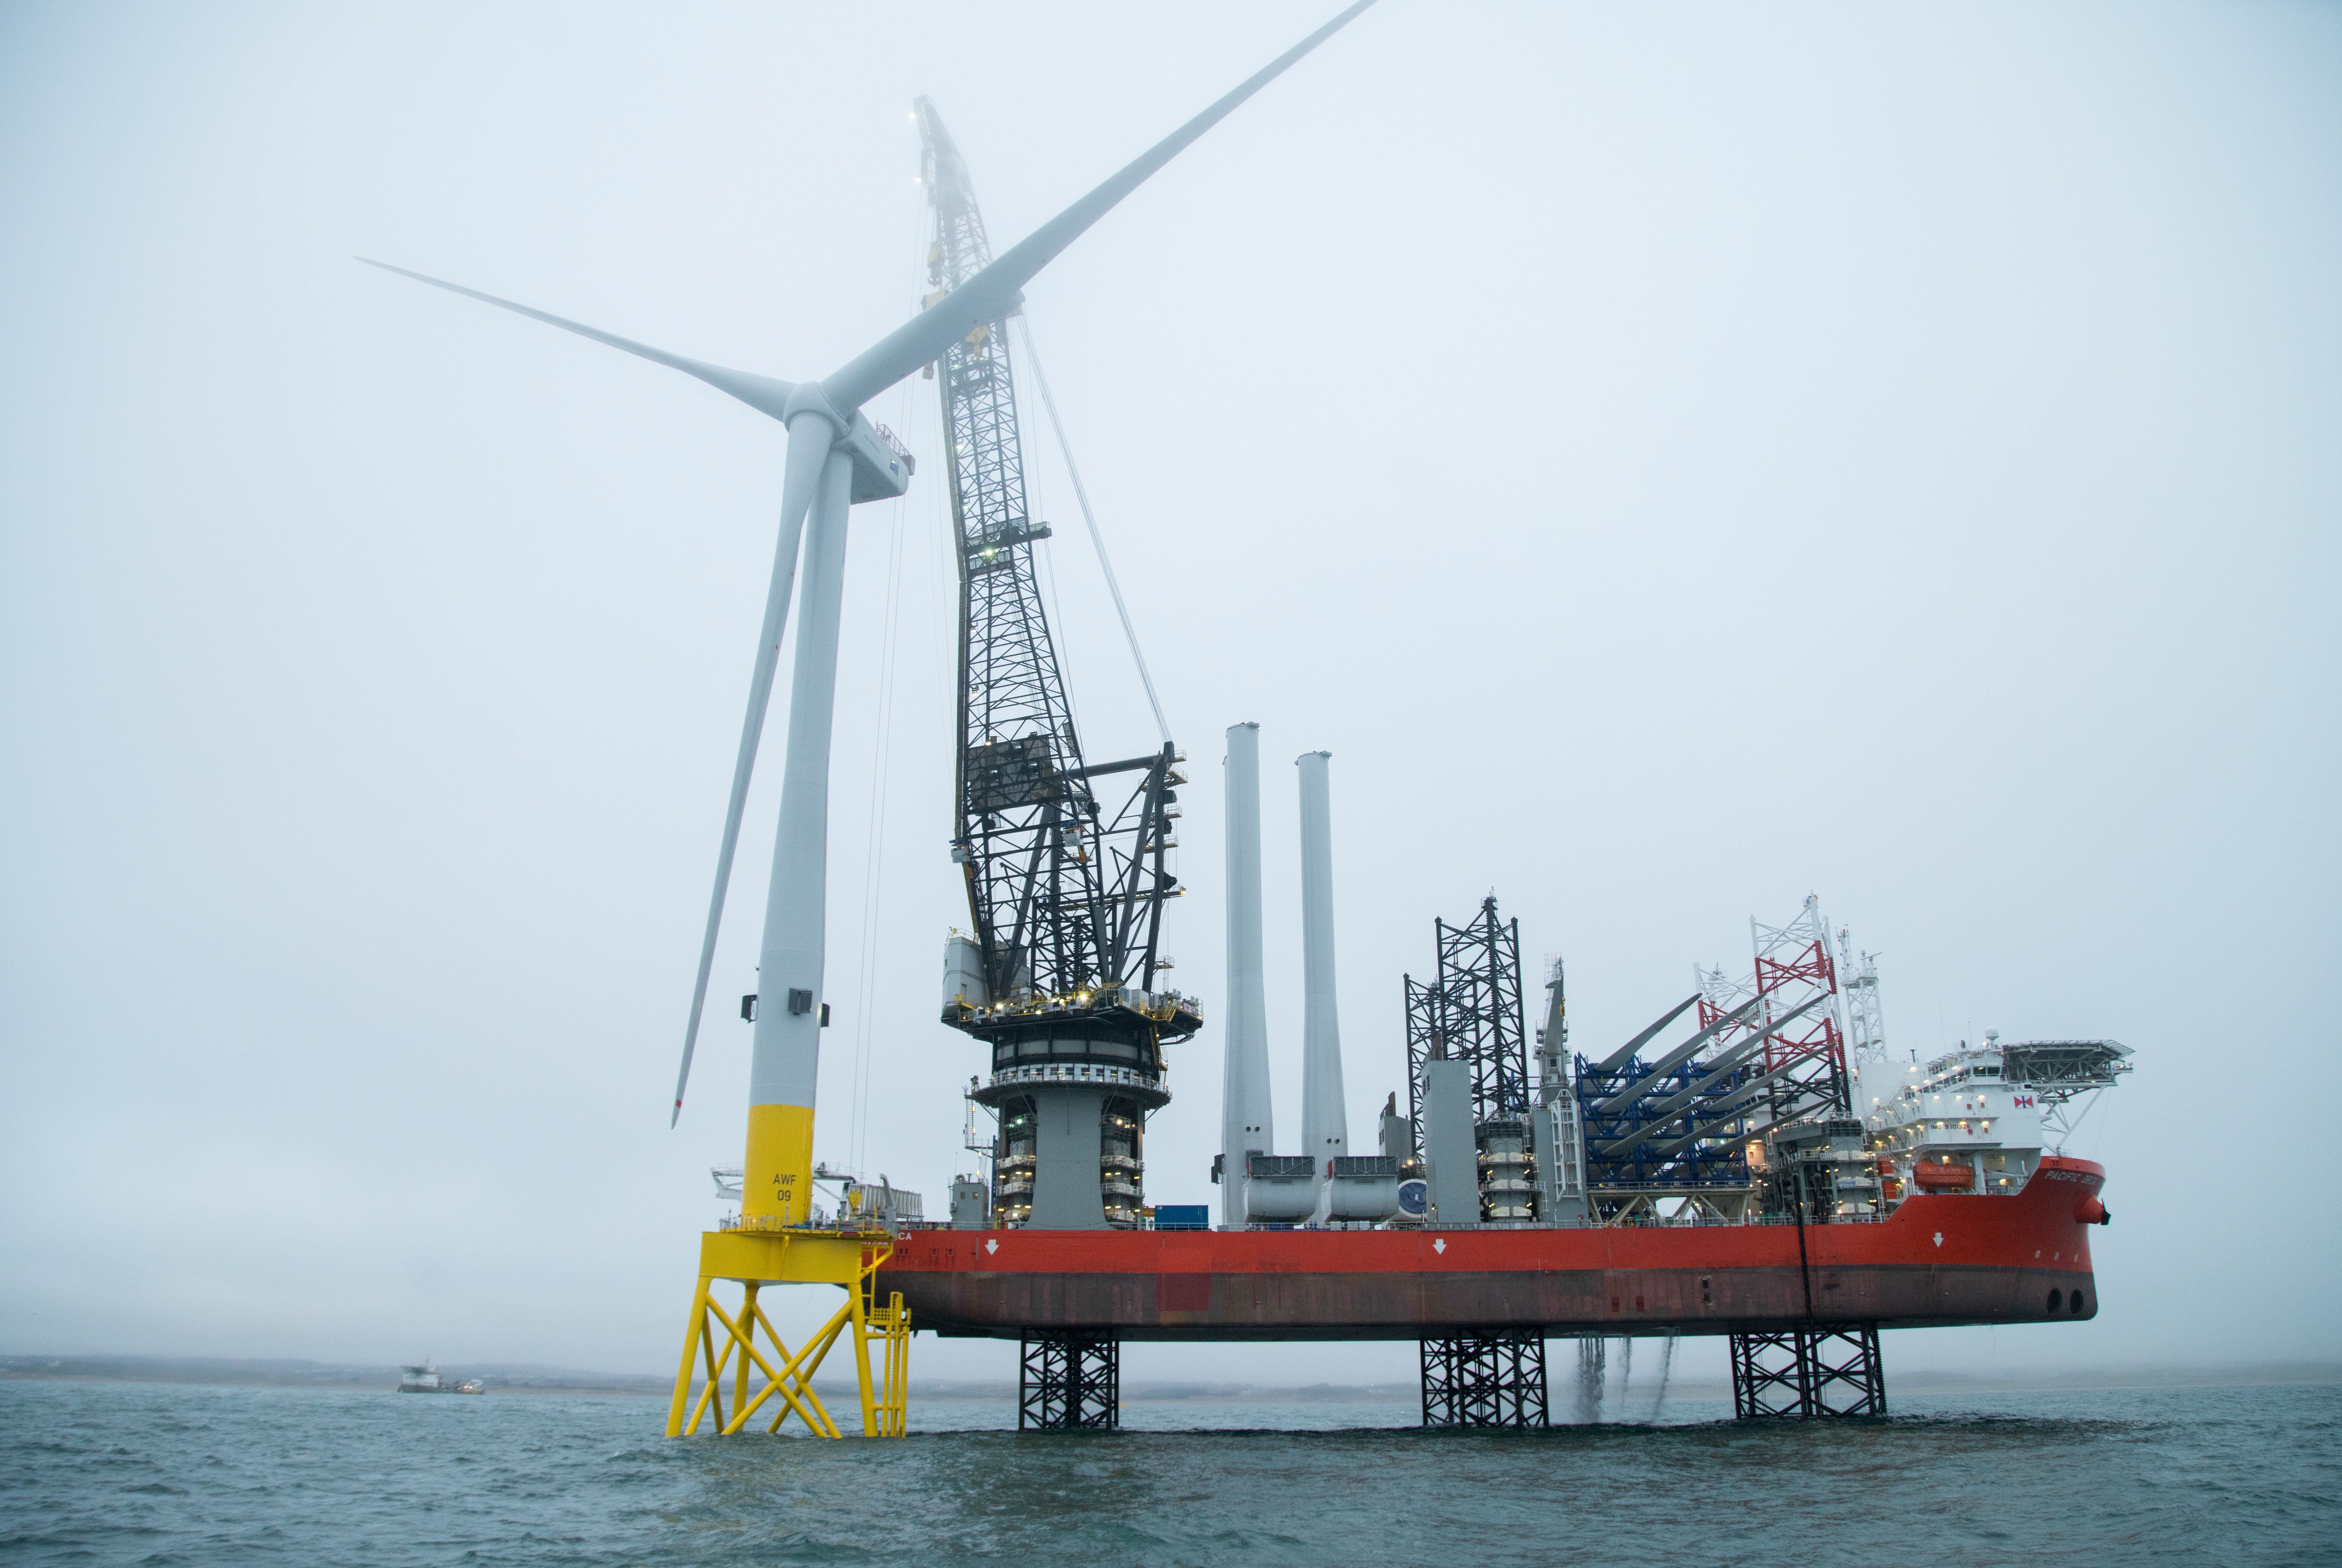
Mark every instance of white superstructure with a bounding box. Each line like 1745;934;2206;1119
1870;1035;2130;1207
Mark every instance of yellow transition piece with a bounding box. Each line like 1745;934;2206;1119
742;1103;817;1223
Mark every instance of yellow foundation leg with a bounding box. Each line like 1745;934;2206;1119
732;1283;758;1423
688;1301;733;1434
851;1252;879;1438
666;1274;712;1436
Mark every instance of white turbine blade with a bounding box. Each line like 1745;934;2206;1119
821;0;1379;410
671;416;834;1125
358;259;797;422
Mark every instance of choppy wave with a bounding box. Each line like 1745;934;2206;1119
0;1379;2333;1565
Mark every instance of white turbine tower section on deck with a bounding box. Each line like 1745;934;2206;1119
1296;751;1347;1204
1221;722;1274;1228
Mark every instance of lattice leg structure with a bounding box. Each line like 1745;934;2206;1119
1420;1331;1549;1429
1729;1323;1886;1418
1019;1330;1119;1430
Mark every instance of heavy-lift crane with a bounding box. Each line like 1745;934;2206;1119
917;100;1201;1229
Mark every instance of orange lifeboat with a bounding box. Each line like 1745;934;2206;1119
1912;1161;1976;1190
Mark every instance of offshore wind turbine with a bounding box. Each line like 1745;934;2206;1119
364;2;1378;1241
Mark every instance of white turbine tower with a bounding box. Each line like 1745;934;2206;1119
1297;750;1347;1196
366;2;1379;1228
1221;722;1274;1229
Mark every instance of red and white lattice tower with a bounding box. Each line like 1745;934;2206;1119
1696;896;1853;1130
1748;896;1851;1124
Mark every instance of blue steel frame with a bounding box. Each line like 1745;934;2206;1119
1573;1055;1753;1189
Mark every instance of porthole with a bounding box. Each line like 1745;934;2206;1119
2046;1288;2063;1313
2070;1290;2087;1317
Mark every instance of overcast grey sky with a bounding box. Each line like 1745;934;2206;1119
4;2;2337;1390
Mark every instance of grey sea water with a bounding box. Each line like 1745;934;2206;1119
2;1378;2335;1566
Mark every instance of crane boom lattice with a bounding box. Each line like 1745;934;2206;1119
917;99;1198;1231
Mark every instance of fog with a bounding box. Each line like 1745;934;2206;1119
4;1;2337;1391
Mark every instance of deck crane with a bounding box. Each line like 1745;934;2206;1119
917;100;1200;1230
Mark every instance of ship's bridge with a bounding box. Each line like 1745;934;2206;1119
1870;1036;2128;1206
1873;1044;2046;1201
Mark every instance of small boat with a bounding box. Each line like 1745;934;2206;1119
397;1359;482;1394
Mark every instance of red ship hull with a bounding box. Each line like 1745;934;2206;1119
876;1158;2107;1341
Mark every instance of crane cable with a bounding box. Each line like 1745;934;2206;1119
1010;314;1172;745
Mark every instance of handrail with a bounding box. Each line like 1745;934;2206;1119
717;1215;893;1240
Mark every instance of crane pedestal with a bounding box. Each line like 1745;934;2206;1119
664;1227;912;1438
